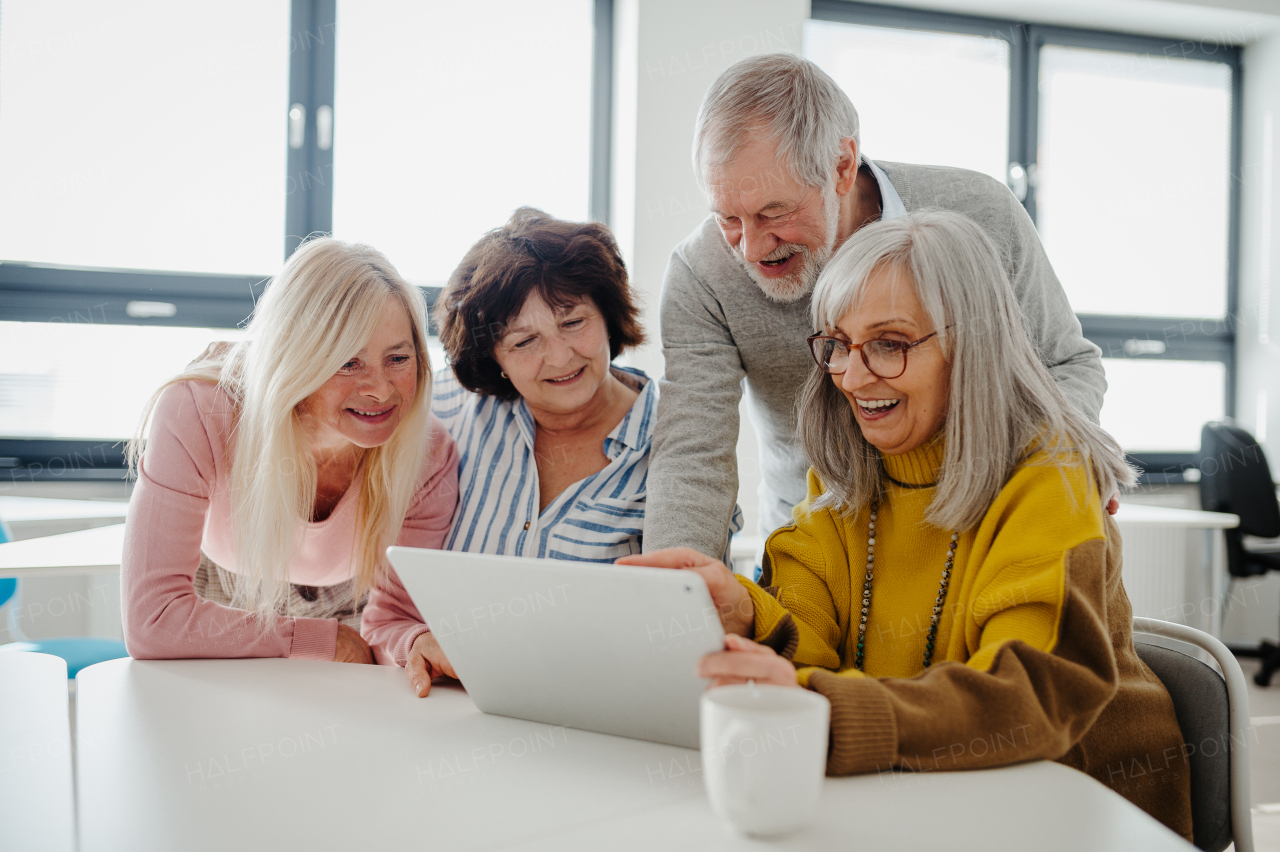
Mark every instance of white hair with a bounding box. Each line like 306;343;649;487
130;237;434;621
693;53;861;190
798;210;1135;531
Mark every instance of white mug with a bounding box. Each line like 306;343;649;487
700;683;830;837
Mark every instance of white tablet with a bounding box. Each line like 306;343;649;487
385;547;724;748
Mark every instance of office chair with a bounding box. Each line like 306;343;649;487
1133;618;1254;852
0;513;128;678
1197;421;1280;686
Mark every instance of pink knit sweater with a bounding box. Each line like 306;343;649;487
121;380;458;662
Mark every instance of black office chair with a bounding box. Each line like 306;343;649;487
1197;422;1280;686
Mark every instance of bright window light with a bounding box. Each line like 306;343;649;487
805;20;1009;183
1037;46;1232;319
0;0;290;275
331;0;593;287
1099;358;1225;453
0;322;245;440
0;321;447;441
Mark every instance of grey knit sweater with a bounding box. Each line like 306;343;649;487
644;160;1106;557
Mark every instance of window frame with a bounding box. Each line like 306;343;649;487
0;0;613;481
810;0;1243;481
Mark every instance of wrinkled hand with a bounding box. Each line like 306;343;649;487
615;547;755;637
333;623;374;664
1106;493;1119;515
406;631;458;697
698;634;799;689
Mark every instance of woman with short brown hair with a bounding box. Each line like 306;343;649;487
436;207;645;399
363;208;743;696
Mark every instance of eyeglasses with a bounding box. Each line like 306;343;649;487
806;326;951;379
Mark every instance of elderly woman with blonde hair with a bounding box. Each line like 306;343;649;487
122;237;458;663
621;210;1194;840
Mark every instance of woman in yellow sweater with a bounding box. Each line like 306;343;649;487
621;209;1192;839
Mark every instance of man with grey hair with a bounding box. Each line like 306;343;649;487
644;52;1108;560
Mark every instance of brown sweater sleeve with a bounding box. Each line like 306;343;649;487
809;537;1119;775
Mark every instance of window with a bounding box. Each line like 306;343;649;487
331;0;594;287
805;19;1008;182
0;0;609;479
0;0;290;275
808;1;1240;477
1099;358;1226;453
1036;45;1233;320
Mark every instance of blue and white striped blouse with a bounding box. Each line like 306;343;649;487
432;365;740;562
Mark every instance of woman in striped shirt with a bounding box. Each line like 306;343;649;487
363;208;741;696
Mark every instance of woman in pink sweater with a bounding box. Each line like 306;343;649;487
122;237;458;663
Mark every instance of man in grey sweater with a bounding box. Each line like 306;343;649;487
644;53;1107;559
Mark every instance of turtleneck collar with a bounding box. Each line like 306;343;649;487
880;433;946;487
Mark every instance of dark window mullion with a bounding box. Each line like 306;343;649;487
0;265;265;328
1227;61;1243;326
1021;27;1043;223
1086;336;1233;363
285;0;337;259
1006;22;1030;218
1077;313;1236;341
1031;24;1242;64
810;0;1016;39
589;0;614;224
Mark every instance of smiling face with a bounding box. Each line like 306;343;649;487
706;135;844;303
830;263;949;456
296;295;418;456
491;292;613;417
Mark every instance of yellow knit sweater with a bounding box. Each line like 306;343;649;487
739;437;1193;841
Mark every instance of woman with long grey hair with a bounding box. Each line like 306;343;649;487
622;210;1193;840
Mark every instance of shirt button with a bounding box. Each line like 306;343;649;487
524;521;531;530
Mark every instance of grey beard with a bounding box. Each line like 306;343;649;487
736;186;841;303
736;241;833;304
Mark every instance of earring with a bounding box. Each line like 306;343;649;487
501;371;508;378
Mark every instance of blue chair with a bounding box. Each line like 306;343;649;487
0;515;128;678
0;578;16;620
0;516;19;620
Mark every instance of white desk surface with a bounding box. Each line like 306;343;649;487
0;522;124;579
0;505;1233;576
0;495;129;523
76;658;1192;852
0;653;76;852
1114;503;1239;529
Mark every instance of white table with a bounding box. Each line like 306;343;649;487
76;657;1192;852
0;523;124;579
0;496;129;524
1113;503;1239;637
0;652;76;852
0;496;129;544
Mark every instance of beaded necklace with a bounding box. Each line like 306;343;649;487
855;501;959;672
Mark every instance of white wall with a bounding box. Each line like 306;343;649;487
611;0;810;538
1235;32;1280;455
1230;30;1280;645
